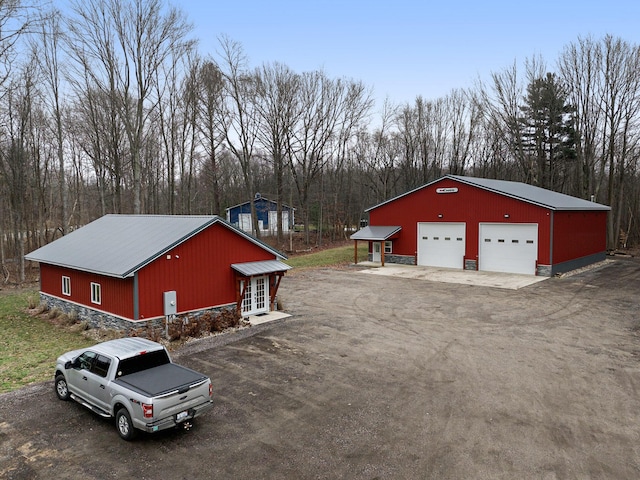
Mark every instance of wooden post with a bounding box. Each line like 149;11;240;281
270;273;283;310
354;240;358;264
381;245;385;267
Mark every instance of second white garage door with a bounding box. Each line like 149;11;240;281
479;223;538;275
417;222;466;269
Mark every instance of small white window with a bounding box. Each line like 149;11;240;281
384;241;392;254
91;282;102;305
62;276;71;296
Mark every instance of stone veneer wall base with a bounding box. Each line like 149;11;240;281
40;293;236;333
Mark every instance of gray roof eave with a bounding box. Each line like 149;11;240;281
365;175;611;212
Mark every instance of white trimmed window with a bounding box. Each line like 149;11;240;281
62;276;71;296
91;282;102;305
384;241;393;254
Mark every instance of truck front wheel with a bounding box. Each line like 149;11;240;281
54;374;70;401
115;408;137;441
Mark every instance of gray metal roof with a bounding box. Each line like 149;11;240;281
231;260;292;277
25;214;287;278
225;196;296;212
367;175;611;212
350;226;402;241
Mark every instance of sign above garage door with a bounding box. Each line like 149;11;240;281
479;223;538;275
417;222;466;269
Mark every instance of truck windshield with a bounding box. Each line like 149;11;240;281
116;349;170;377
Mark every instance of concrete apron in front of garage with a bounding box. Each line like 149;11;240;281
358;262;548;290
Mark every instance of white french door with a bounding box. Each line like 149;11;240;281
241;276;269;316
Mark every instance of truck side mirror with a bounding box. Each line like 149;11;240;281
64;360;73;369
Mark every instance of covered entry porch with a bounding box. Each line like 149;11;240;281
350;225;402;266
232;260;291;317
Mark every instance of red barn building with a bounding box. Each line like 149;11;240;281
351;175;610;276
25;215;291;330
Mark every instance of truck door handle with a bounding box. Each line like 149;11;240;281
100;385;105;389
82;376;87;381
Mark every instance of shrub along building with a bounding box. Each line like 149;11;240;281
351;175;610;276
25;215;291;330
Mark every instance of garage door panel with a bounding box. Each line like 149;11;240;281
417;223;466;269
479;224;538;275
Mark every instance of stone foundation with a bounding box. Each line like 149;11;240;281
464;259;477;271
536;264;552;277
366;254;415;265
383;254;416;265
40;293;236;333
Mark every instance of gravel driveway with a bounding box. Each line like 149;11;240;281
2;258;640;479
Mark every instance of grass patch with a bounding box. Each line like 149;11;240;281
0;243;369;393
284;243;368;269
0;290;93;393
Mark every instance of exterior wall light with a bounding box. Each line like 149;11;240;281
504;214;510;218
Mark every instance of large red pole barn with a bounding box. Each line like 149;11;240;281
351;175;610;276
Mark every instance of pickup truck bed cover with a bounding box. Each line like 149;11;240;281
115;363;206;397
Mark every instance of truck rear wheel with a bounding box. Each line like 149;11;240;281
116;408;137;441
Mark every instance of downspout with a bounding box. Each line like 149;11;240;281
549;211;554;275
133;272;139;320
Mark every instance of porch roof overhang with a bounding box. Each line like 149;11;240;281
350;226;402;241
231;259;292;277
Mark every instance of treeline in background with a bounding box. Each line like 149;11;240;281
2;0;639;282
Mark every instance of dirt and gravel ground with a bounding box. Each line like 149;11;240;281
2;258;640;479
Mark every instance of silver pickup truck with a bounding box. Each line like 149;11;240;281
54;337;213;440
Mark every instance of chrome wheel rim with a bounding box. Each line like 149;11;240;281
56;379;68;397
118;414;130;437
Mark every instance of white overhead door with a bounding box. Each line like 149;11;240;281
479;223;538;275
417;222;466;269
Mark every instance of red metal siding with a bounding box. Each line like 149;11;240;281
552;210;608;263
369;178;553;264
136;223;277;319
40;264;134;318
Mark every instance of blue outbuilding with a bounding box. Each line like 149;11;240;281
226;194;295;235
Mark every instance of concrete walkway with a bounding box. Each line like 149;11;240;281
357;262;548;290
247;310;292;326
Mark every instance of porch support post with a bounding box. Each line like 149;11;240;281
270;273;283;311
354;240;358;265
381;245;385;267
237;276;249;316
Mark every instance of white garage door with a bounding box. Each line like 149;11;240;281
479;223;538;275
417;222;466;269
